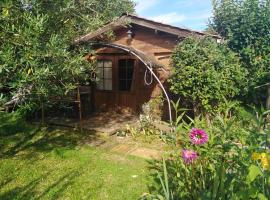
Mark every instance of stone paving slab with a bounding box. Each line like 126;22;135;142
129;147;161;159
90;136;162;160
45;111;163;160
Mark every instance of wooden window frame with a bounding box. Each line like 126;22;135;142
95;55;137;94
96;59;113;92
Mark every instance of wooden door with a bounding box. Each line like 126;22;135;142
94;55;140;113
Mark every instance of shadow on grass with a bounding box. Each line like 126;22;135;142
0;112;101;158
0;113;101;199
0;170;82;200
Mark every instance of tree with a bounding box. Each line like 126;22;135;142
169;37;247;116
0;0;134;111
210;0;270;103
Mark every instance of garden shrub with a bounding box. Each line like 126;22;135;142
169;37;247;117
210;0;270;104
0;0;134;113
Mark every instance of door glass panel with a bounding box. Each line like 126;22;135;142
96;67;103;78
118;67;126;79
119;80;127;91
126;67;133;79
127;59;134;68
97;61;103;68
118;59;134;91
104;67;112;79
118;59;126;68
97;79;104;90
126;80;132;90
104;60;112;68
104;79;112;90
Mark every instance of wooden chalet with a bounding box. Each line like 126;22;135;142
74;14;220;121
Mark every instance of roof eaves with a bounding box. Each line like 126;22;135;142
124;13;221;39
74;16;128;44
90;41;163;68
74;14;221;44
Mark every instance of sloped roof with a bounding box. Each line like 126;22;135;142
90;42;163;68
74;13;221;44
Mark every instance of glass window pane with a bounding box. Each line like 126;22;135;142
96;60;112;91
104;60;112;68
127;59;134;68
126;67;133;79
118;59;126;68
118;59;126;79
96;67;103;78
119;80;126;91
126;80;132;90
118;66;126;79
118;59;134;91
97;61;103;68
97;79;104;90
104;79;112;90
104;67;112;79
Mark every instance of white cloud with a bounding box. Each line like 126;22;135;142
189;11;212;20
134;0;160;14
177;0;206;7
149;12;186;24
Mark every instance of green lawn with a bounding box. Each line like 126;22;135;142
0;113;153;200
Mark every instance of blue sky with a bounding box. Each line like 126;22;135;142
133;0;213;31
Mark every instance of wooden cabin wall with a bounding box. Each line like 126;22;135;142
94;53;159;114
91;25;179;117
112;24;178;71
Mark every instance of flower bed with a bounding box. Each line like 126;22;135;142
144;109;270;200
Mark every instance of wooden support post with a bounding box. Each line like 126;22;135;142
77;87;83;132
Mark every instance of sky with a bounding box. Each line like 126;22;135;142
133;0;213;31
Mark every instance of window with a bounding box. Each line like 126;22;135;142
96;60;112;90
118;59;135;91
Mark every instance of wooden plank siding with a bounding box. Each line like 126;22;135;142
94;53;159;114
111;25;177;69
90;24;176;115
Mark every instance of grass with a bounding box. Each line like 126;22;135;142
0;112;153;200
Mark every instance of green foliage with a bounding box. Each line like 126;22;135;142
169;37;247;115
157;159;173;200
147;104;270;200
0;0;134;111
210;0;270;102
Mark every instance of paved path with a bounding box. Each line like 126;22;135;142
46;111;164;160
87;135;162;160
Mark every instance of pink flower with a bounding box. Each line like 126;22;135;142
189;128;208;145
182;150;198;164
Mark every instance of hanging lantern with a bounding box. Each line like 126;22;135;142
127;30;133;39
